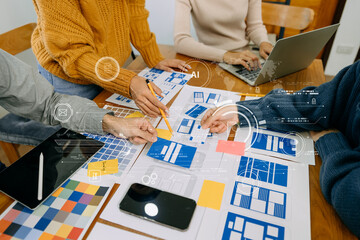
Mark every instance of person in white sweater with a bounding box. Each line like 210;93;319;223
174;0;274;71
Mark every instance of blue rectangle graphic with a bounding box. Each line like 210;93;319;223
251;132;296;157
222;212;285;240
147;138;197;169
230;181;287;219
237;156;288;187
185;104;207;118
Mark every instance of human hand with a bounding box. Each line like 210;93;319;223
129;75;168;118
309;129;339;142
259;42;273;60
223;50;261;71
102;114;157;144
154;59;191;72
201;105;239;133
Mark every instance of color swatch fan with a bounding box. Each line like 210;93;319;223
0;180;109;240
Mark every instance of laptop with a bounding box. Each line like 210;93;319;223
219;24;339;86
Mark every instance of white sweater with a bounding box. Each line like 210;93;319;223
174;0;270;62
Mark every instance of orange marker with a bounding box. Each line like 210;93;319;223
146;79;173;134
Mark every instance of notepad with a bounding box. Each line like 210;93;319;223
197;180;225;210
87;159;118;177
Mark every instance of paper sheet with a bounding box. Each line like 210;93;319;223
99;86;240;239
196;153;311;240
235;127;315;165
106;68;192;109
99;86;311;240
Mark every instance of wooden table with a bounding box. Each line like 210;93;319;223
0;45;356;240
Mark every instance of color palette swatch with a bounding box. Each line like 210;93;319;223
0;179;109;240
83;133;137;178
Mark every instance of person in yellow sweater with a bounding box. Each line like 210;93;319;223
32;0;190;118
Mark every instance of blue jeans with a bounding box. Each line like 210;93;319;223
37;64;103;99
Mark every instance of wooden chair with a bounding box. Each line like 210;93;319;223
0;23;37;165
262;2;315;39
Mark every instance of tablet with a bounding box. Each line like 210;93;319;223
0;128;104;209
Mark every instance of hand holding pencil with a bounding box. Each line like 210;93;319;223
146;79;173;134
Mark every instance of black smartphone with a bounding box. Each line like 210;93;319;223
119;183;197;231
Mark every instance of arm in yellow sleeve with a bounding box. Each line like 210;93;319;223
128;0;165;68
33;0;135;97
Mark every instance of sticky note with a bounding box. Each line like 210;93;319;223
87;159;118;177
197;180;225;210
125;111;145;119
216;140;245;156
156;128;172;140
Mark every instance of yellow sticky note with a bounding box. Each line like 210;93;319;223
197;180;225;210
87;159;118;177
125;111;145;119
156;128;172;140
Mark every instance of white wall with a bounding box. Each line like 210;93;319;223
325;0;360;76
0;0;37;34
145;0;197;46
0;1;37;118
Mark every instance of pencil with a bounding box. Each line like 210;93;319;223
145;79;173;134
37;153;44;201
237;93;266;97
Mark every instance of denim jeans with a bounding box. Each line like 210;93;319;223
37;64;103;100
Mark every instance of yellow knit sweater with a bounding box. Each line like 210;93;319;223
31;0;164;98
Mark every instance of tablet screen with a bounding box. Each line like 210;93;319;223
0;128;104;209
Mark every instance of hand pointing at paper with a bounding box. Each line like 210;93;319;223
201;105;239;133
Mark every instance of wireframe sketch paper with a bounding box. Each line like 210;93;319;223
106;68;192;109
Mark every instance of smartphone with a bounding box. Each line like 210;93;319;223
119;183;197;231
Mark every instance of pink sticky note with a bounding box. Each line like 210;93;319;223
216;140;245;156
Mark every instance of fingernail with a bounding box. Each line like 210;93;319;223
187;65;192;69
161;93;165;98
152;137;157;142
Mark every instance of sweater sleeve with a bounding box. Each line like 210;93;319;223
316;132;360;238
173;0;227;62
128;0;164;68
237;61;360;133
246;0;271;46
0;49;112;135
33;0;136;98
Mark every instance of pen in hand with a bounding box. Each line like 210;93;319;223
146;79;173;134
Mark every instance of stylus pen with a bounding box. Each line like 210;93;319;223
146;79;173;134
37;153;44;201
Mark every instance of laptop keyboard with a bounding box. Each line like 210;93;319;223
235;63;264;82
